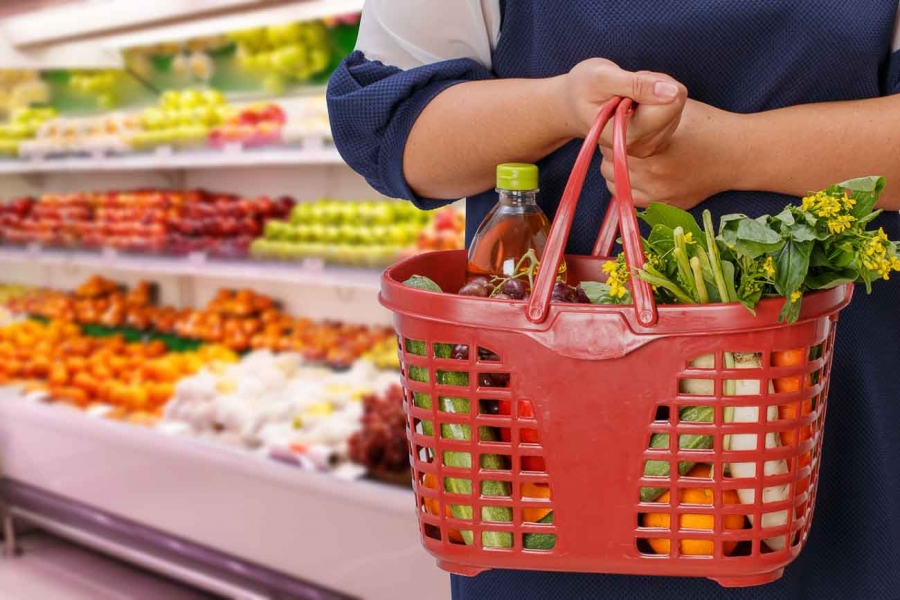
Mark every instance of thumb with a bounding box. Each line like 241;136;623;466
601;66;684;105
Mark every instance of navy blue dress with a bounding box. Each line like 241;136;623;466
328;2;900;598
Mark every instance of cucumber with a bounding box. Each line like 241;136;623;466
640;405;714;503
523;511;556;550
407;339;513;547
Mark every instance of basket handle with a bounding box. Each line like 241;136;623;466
526;97;659;327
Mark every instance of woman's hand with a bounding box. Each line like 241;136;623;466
600;99;746;208
556;58;688;157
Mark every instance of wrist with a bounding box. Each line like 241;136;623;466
542;74;580;140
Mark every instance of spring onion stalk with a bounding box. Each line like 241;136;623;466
723;352;790;551
690;257;710;304
703;210;734;302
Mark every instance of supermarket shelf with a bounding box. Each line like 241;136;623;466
0;246;382;290
0;144;346;175
3;1;364;49
0;393;446;600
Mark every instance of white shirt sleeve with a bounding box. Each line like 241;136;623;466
355;0;501;70
893;3;900;51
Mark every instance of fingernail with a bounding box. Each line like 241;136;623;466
654;81;679;100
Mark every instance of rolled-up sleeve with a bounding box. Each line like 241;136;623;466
327;52;493;208
326;0;500;208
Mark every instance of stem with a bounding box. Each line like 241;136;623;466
673;227;696;300
690;257;709;304
637;266;694;304
703;210;732;302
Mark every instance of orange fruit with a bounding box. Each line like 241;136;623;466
522;483;553;523
643;465;746;556
422;473;464;543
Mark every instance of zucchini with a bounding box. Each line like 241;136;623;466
408;340;513;547
523;511;556;550
640;405;713;502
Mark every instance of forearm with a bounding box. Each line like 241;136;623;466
403;77;572;199
736;95;900;209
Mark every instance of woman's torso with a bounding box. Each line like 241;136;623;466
455;2;900;599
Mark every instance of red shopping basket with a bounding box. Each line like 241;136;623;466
380;97;852;587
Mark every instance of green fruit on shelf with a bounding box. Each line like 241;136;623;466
200;89;226;106
174;125;209;147
263;221;287;241
371;203;396;225
266;23;304;46
322;226;341;244
250;238;273;258
307;223;326;242
179;89;203;109
160;90;181;109
141;108;166;130
294;225;312;242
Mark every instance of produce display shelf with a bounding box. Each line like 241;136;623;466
0;246;382;291
0;143;344;175
0;390;446;600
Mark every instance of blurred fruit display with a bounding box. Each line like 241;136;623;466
348;384;409;476
207;101;286;148
162;353;398;472
0;318;237;424
0;71;50;116
0;188;292;256
0;107;58;156
19;112;140;157
8;276;396;363
133;88;234;150
250;201;464;267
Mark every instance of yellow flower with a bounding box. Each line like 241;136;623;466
762;256;775;277
683;231;694;245
791;291;802;303
826;214;855;234
841;193;857;210
802;190;848;220
603;257;630;299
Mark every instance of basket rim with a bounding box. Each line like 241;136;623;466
380;250;853;339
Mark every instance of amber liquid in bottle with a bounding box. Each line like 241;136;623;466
466;188;566;282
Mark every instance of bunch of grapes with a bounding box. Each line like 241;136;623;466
348;385;409;473
458;277;590;303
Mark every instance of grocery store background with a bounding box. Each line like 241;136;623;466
0;2;455;599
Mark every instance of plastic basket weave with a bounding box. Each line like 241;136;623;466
380;98;852;587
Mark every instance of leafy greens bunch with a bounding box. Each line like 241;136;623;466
621;176;899;322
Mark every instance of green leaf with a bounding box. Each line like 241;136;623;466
809;245;832;268
773;239;813;297
720;260;739;302
805;269;858;290
578;281;631;305
827;244;856;268
774;208;795;227
647;224;675;255
734;218;785;258
856;209;884;227
640;204;705;249
790;222;818;242
778;297;803;324
402;275;442;293
838;175;886;194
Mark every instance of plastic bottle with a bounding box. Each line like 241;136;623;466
466;163;565;283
